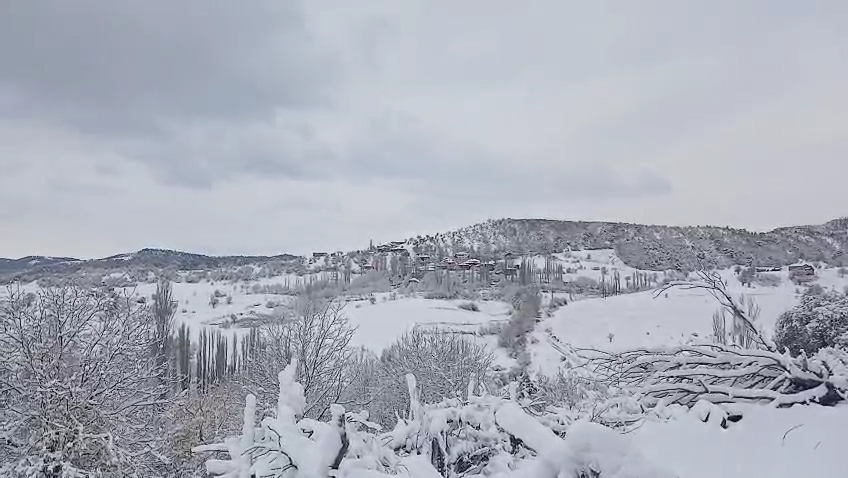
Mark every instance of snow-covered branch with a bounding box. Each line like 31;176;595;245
590;343;848;408
655;269;773;351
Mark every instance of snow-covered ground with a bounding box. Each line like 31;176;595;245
634;403;848;478
344;297;511;351
5;250;848;476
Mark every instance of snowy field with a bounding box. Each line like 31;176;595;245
344;297;512;351
5;254;847;364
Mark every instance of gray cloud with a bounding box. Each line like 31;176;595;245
0;1;846;258
0;0;338;162
0;0;679;193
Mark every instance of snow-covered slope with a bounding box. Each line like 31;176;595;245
402;217;848;270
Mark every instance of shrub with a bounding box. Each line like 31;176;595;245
458;301;479;312
535;369;609;410
737;266;756;287
373;329;492;427
752;273;782;287
549;296;569;309
564;276;599;295
774;288;848;355
421;271;476;300
347;271;391;295
496;284;541;311
498;287;541;357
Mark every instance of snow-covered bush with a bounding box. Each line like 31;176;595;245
347;271;391;295
562;276;600;296
774;287;848;355
458;301;480;312
737;266;756;287
751;272;782;287
194;366;675;478
194;361;380;477
495;284;541;312
498;287;541;357
373;329;493;428
422;271;470;300
547;296;569;310
165;382;246;475
384;376;536;476
534;369;609;412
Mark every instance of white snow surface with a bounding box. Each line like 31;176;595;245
634;403;848;478
344;297;511;351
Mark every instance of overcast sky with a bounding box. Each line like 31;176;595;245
1;1;846;258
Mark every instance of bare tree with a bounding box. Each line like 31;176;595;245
240;297;363;420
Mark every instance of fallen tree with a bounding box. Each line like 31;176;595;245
589;342;848;408
656;268;772;351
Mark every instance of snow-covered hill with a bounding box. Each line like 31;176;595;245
3;217;847;284
401;217;848;270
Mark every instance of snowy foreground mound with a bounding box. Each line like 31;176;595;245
194;361;848;478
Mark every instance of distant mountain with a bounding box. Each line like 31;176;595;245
0;256;80;274
89;248;301;270
0;248;301;281
3;217;847;282
402;217;848;271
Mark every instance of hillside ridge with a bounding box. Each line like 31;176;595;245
2;217;846;280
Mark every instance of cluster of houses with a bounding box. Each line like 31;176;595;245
752;263;817;284
374;241;409;254
351;244;525;280
788;263;817;283
312;239;825;287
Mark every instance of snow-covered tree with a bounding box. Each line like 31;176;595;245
240;297;367;420
774;287;848;355
0;286;170;476
151;279;176;393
